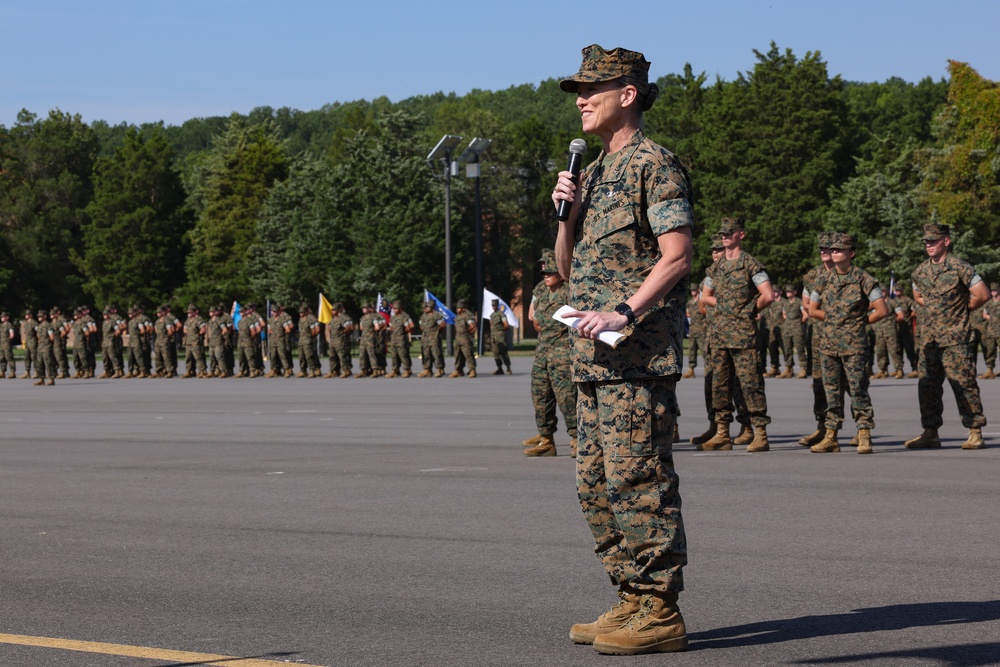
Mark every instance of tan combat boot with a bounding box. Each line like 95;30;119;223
907;370;919;378
340;371;352;378
34;378;45;386
385;370;398;378
796;369;808;378
872;370;887;379
810;429;840;453
98;372;110;379
962;427;985;450
689;422;715;446
733;424;754;446
746;426;770;452
468;369;477;378
354;371;366;378
681;368;694;379
893;369;904;379
417;369;431;378
798;423;825;447
698;422;732;451
778;367;793;379
569;588;642;645
979;369;995;379
570;437;578;457
323;370;336;378
296;371;308;378
904;427;941;449
856;428;873;454
284;369;294;378
524;438;556;457
592;592;688;655
401;370;411;378
433;369;444;378
522;434;544;447
764;366;778;378
448;370;462;378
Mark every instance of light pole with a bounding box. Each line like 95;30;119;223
427;134;462;355
459;137;491;355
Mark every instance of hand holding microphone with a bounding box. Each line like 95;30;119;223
554;139;588;221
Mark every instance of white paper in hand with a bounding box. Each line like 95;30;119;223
552;305;626;348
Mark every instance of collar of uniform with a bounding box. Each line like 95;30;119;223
589;129;644;186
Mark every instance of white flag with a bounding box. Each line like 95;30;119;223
482;288;518;327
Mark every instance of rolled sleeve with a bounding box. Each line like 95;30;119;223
648;197;694;236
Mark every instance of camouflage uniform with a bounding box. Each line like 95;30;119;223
970;302;991;371
388;306;414;376
21;312;37;378
810;259;882;432
780;292;805;374
267;306;294;377
983;286;1000;376
356;306;380;377
101;307;125;377
0;313;16;377
529;274;577;441
50;309;70;378
34;312;57;383
489;304;511;374
183;307;207;377
911;247;987;430
81;307;98;376
894;291;918;372
327;306;354;377
685;294;706;373
418;306;445;375
567;127;691;597
705;245;771;428
71;309;86;377
236;306;260;377
216;307;236;376
206;308;229;377
152;308;172;377
759;296;782;375
296;307;321;377
451;303;477;377
873;295;904;376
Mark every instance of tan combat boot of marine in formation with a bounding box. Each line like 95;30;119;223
763;366;778;378
778;367;793;379
681;368;694;379
570;437;578;457
401;370;411;378
797;369;808;378
698;422;732;451
810;428;840;453
689;422;715;446
591;592;688;655
962;427;985;449
468;369;477;378
417;369;432;378
523;437;556;457
798;423;825;447
856;428;873;454
521;434;545;447
871;370;887;379
979;369;995;379
907;370;920;378
732;424;754;446
746;426;769;452
893;369;904;379
385;370;398;378
433;369;444;378
448;370;462;378
569;588;643;645
904;427;941;449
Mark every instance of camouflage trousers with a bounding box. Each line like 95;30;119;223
23;342;36;375
185;344;207;376
358;338;378;374
970;327;997;370
298;340;320;374
421;338;444;371
35;345;57;379
897;325;917;369
73;345;87;375
154;342;174;375
54;342;69;375
686;332;705;370
820;352;874;431
874;327;903;373
781;323;806;371
917;342;987;429
453;338;476;373
492;338;510;370
390;339;412;372
329;341;352;375
703;343;748;426
711;347;770;427
268;339;291;375
576;378;686;595
0;343;15;376
530;350;577;438
102;339;123;375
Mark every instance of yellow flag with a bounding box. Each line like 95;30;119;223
318;293;334;324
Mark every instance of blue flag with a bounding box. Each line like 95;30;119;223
424;289;456;325
232;301;242;328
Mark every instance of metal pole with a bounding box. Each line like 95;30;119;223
475;170;484;357
444;156;453;356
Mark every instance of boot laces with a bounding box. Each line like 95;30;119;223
621;596;653;630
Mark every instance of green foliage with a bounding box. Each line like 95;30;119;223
0;109;97;311
182;114;289;305
76;127;191;308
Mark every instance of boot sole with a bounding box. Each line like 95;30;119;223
593;635;688;655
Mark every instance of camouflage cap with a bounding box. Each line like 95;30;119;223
37;309;48;317
772;285;782;293
102;306;111;316
391;300;402;308
818;231;834;248
991;282;1000;291
332;302;343;310
539;249;559;274
299;303;311;313
710;232;724;251
456;299;467;309
423;300;435;309
490;298;499;305
719;217;745;234
828;232;855;250
0;311;8;318
560;44;651;93
922;222;951;241
187;303;198;312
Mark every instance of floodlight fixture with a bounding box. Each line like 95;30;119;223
459;137;492;163
427;134;463;162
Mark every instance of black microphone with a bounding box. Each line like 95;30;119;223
557;139;588;221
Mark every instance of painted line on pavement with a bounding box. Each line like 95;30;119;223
0;633;327;667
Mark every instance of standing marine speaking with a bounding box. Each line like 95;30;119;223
552;43;693;655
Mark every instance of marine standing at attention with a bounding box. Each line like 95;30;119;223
553;44;692;655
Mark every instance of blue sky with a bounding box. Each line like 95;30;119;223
3;0;997;127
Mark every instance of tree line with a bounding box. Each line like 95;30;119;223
2;43;998;329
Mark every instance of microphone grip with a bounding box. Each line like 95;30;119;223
556;152;584;221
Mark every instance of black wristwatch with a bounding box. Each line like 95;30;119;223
614;302;636;325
